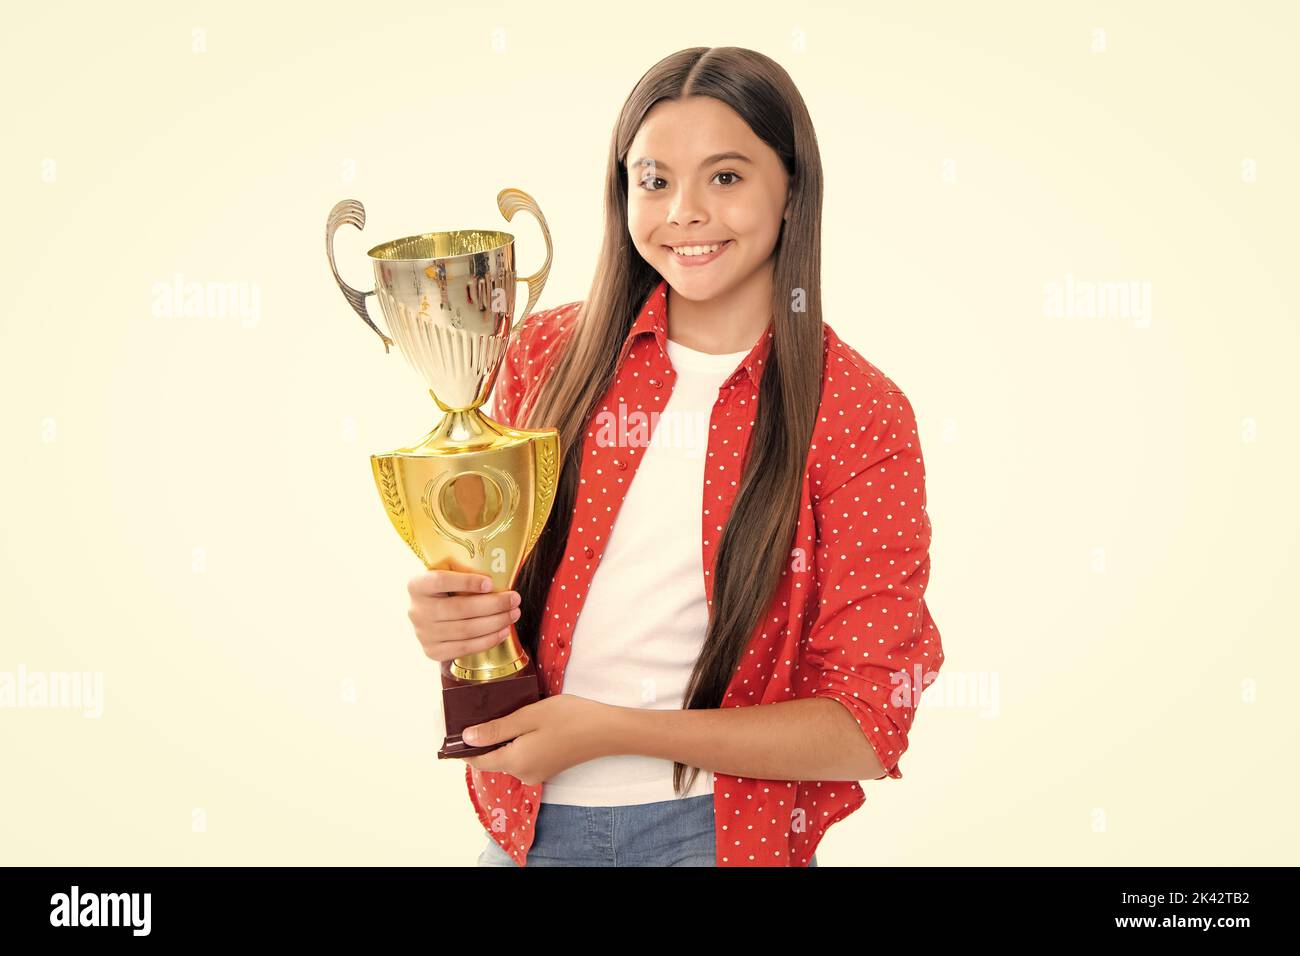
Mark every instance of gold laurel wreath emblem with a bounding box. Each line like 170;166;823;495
376;458;426;565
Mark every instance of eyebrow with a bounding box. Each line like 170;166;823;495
630;151;753;174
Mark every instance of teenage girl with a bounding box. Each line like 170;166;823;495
406;46;943;867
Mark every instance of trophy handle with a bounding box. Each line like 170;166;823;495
326;199;395;353
497;188;553;334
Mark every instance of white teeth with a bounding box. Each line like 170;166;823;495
671;242;723;257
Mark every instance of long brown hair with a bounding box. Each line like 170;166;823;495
511;47;825;796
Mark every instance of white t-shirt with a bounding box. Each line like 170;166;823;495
539;335;754;806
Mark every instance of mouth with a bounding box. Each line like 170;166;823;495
662;239;734;268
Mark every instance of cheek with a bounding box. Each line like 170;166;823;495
726;199;781;241
626;207;656;251
626;198;651;232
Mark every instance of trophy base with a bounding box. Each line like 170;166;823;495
437;656;542;759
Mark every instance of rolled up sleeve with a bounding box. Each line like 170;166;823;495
803;388;944;780
489;304;579;427
489;325;527;427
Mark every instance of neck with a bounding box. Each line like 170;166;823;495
665;259;774;354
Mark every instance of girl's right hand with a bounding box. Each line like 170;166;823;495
407;570;522;663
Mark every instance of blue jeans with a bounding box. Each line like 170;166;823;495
476;793;819;867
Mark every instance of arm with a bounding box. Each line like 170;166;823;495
801;387;943;780
488;318;528;426
490;301;581;427
598;697;889;782
600;388;942;784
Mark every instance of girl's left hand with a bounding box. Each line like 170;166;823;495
460;694;614;785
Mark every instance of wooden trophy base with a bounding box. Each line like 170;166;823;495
437;656;542;759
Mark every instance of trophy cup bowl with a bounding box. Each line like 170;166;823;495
325;189;559;759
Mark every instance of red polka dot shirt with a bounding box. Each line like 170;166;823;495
466;277;944;866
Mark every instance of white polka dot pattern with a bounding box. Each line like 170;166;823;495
464;278;944;866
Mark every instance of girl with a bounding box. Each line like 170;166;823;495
407;46;944;867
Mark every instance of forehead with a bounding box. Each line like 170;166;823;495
627;97;763;161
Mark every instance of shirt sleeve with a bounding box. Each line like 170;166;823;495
489;317;531;427
803;387;943;780
489;304;578;427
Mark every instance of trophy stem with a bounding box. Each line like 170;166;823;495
450;625;531;681
392;400;505;456
436;407;498;445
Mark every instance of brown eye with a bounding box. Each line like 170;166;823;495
714;171;741;186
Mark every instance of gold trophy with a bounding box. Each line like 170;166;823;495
325;189;559;759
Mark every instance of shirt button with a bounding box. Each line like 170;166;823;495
648;377;662;388
584;545;594;558
557;636;567;649
614;458;626;470
523;800;533;813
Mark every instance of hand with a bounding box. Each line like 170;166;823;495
461;694;615;786
406;570;521;663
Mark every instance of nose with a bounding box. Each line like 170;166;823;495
667;181;707;229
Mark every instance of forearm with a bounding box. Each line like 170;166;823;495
599;697;888;782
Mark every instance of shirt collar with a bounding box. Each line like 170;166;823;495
623;277;773;389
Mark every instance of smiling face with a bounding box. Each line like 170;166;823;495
626;96;790;303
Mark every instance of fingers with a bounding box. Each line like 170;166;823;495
434;624;520;660
408;569;493;598
409;599;520;638
411;588;521;625
406;571;524;662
